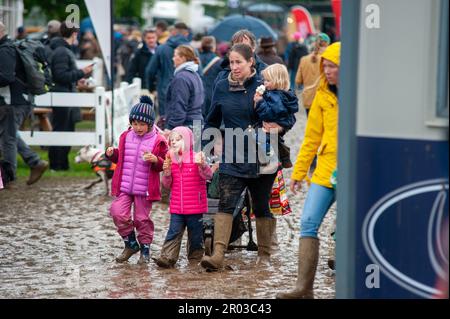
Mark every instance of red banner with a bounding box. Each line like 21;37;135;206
331;0;342;38
290;6;316;40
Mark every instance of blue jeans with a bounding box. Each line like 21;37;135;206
166;213;204;252
300;183;336;238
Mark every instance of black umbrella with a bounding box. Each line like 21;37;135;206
209;15;278;42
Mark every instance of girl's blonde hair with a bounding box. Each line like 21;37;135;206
261;64;290;91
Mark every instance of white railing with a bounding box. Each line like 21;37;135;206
20;87;106;150
105;78;142;146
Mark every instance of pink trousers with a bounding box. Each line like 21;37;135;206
110;193;154;244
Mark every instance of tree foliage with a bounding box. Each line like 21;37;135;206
23;0;155;22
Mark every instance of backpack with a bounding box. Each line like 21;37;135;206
14;39;53;95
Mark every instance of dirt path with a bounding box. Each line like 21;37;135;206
0;108;336;299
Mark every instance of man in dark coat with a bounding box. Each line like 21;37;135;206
48;22;92;170
125;28;158;91
0;21;49;187
144;22;190;121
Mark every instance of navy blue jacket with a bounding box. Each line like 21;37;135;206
145;35;190;116
199;51;222;118
255;90;299;130
205;72;263;178
166;64;204;130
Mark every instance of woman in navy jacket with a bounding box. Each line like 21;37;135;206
200;44;283;271
165;45;204;131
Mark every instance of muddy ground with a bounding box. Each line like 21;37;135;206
0;108;335;299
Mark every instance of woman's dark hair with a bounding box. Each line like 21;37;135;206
201;36;216;53
59;21;79;39
229;43;254;63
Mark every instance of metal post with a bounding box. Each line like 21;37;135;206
95;86;106;151
336;0;361;299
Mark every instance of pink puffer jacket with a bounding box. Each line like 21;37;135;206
162;126;212;215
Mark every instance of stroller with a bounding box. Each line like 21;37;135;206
203;170;258;256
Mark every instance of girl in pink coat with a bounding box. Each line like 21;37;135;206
155;126;212;268
106;96;168;264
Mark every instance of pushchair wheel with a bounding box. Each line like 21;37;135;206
205;237;213;256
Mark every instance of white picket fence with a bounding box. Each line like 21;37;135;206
20;87;106;150
19;77;143;150
107;78;142;146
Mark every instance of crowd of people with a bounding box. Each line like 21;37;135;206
1;17;341;299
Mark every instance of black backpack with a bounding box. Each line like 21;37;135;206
14;39;53;95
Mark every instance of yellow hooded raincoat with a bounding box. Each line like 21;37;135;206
291;42;341;188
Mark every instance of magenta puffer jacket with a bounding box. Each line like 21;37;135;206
162;126;212;215
108;127;168;200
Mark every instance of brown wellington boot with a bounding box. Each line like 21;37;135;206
186;232;205;264
270;218;278;254
188;249;205;264
255;218;273;265
27;160;48;185
200;213;233;271
116;247;140;263
155;232;184;268
276;237;319;299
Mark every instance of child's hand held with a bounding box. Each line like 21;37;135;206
195;152;205;167
143;151;157;163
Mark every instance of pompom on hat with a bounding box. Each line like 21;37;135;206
129;95;155;126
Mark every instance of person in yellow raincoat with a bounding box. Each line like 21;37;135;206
276;42;341;299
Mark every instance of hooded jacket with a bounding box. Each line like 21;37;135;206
162;126;212;215
255;89;299;130
165;61;204;130
291;42;340;188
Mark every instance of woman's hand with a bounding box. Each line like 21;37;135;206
262;121;284;134
290;179;302;195
105;147;114;157
143;151;158;163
